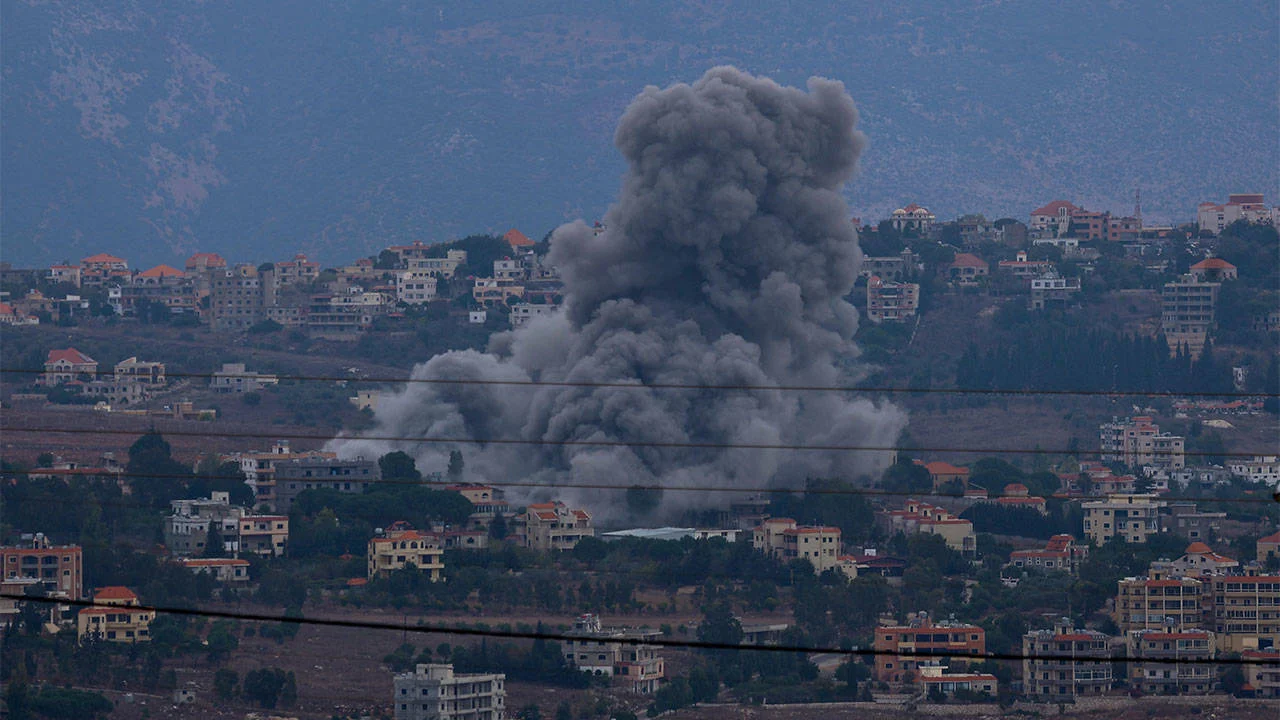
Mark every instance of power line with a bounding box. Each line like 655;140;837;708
7;594;1271;666
2;365;1274;398
5;468;1278;505
4;424;1265;459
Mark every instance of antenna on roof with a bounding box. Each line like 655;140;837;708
1133;189;1141;220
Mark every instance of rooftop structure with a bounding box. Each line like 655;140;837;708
393;663;505;720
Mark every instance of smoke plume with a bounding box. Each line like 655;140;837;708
332;67;907;519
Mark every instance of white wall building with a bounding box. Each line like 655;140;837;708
393;664;505;720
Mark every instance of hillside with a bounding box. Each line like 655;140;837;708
3;1;1277;267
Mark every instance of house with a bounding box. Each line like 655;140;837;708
1242;648;1280;698
1189;257;1238;282
1257;531;1280;566
919;667;998;699
996;251;1053;281
562;614;666;694
43;348;98;385
1125;627;1215;695
272;456;381;513
752;518;841;574
77;587;153;644
210;363;279;393
113;357;166;386
1029;271;1081;310
444;483;511;531
238;515;289;556
178;557;250;583
185;252;227;273
517;501;594;551
1;533;83;599
1030;200;1081;237
866;276;920;323
992;483;1047;514
393;664;505;720
79;253;130;286
1159;504;1226;543
859;249;917;281
1022;620;1115;697
503;228;535;251
1150;541;1238;579
472;277;525;305
48;264;82;287
1099;416;1185;470
1082;494;1164;545
275;253;320;286
872;612;985;684
1115;572;1204;632
889;203;935;233
222;440;335;509
947;254;989;287
1227;455;1280;486
1007;534;1088;574
165;492;287;557
1196;193;1277;234
397;270;439;305
510;303;556;327
404;250;468;279
368;527;444;581
916;460;969;492
877;500;977;557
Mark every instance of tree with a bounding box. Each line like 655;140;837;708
489;513;508;540
204;525;226;558
214;669;239;700
379;451;422;482
448;450;465;479
242;668;288;708
126;431;193;507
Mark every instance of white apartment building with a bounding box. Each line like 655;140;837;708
1099;416;1185;470
1227;456;1280;487
398;271;439;305
562;614;666;694
393;664;505;720
1082;494;1165;545
509;303;556;328
1196;193;1278;234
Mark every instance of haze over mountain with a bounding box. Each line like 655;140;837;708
3;0;1276;267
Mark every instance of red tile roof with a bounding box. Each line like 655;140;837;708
0;302;13;315
82;253;126;264
94;586;138;601
950;253;989;269
1259;531;1280;544
1185;542;1213;554
138;264;185;278
1190;258;1236;270
1031;200;1080;216
922;461;969;476
186;252;227;267
46;348;96;365
504;229;534;247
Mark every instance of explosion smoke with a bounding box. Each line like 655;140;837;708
332;67;907;519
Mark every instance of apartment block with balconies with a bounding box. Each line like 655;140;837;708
393;663;505;720
1125;628;1215;695
1022;620;1115;697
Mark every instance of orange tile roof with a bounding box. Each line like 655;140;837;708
0;302;13;314
82;253;126;264
1185;542;1213;554
94;586;138;601
1190;258;1236;270
1031;200;1080;216
527;502;559;510
46;348;96;365
1259;531;1280;544
138;264;185;278
922;461;969;476
950;253;988;269
504;229;534;247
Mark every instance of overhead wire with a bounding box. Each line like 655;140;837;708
7;594;1273;666
2;365;1274;398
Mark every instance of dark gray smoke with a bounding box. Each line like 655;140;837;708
332;67;907;519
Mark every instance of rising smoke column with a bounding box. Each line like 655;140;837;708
332;67;907;518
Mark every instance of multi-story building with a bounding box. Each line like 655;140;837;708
1022;620;1115;697
518;502;594;551
1125;627;1215;695
393;663;505;720
1228;456;1280;487
445;484;511;531
1099;417;1185;471
222;440;332;509
1007;534;1089;574
43;347;98;385
48;264;82;287
1;534;83;599
125;265;195;316
509;303;556;327
208;263;267;331
165;492;247;556
113;357;166;387
1115;573;1204;633
1203;574;1280;653
996;251;1054;281
397;270;439;305
866;276;919;323
1162;274;1219;359
272;456;381;513
947;253;989;287
177;557;251;583
1189;257;1238;283
562;614;666;694
858;249;917;281
210;363;279;394
1150;542;1239;579
1082;494;1165;545
889;203;935;233
1030;200;1082;237
238;515;289;556
1160;505;1227;543
1242;648;1280;698
77;586;153;644
1196;193;1277;235
1258;531;1280;567
368;527;445;581
472;277;525;306
1029;271;1081;310
275;254;320;286
872;613;985;684
79;253;130;287
752;518;842;574
877;500;977;557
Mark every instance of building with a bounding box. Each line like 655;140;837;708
1;534;83;599
752;518;842;574
209;264;265;331
996;251;1054;280
917;461;970;492
238;515;289;556
272;456;381;513
275;254;320;286
1022;620;1115;697
889;203;935;233
510;303;556;328
177;557;250;583
223;440;334;509
1258;531;1280;566
866;276;920;323
48;264;82;287
43;347;98;385
113;357;166;387
445;484;511;531
393;663;505;720
397;270;439;305
1099;417;1185;471
1189;257;1238;282
1203;574;1280;653
1196;193;1277;234
1007;534;1089;574
1082;494;1165;545
562;614;666;694
1115;572;1204;633
77;586;153;644
405;250;469;279
872;613;985;684
1227;456;1280;487
472;277;525;306
79;253;130;287
992;483;1047;514
1029;271;1081;310
947;253;989;287
859;249;917;281
1030;200;1082;237
1162;274;1219;359
1160;505;1227;544
210;363;279;393
503;228;535;251
1125;627;1215;695
368;528;444;581
878;500;977;557
918;666;998;698
1242;648;1280;698
518;502;594;551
